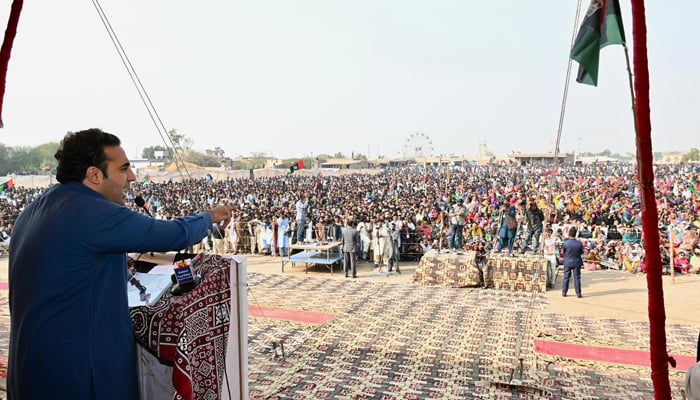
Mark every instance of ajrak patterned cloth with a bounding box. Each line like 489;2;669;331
413;250;482;287
484;255;548;292
414;251;549;292
130;255;232;400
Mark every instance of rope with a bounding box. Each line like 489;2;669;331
89;0;190;179
553;0;584;173
629;0;672;397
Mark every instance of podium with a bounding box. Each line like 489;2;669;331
129;254;248;400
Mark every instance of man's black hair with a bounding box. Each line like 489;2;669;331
55;128;121;183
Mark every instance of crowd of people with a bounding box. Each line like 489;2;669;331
2;162;700;274
7;128;698;399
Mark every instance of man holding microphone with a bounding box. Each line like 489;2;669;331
8;128;235;399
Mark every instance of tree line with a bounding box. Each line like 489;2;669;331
0;142;60;175
0;129;348;175
5;134;695;176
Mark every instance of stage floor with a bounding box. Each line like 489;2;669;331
246;271;695;399
2;255;698;399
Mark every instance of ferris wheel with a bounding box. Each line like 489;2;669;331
402;132;434;159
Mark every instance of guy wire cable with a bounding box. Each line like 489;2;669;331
90;0;186;172
553;0;583;173
90;0;190;179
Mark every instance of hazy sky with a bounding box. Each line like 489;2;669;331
0;1;697;160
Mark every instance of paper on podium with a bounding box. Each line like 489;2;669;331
148;264;177;275
129;252;177;265
128;272;172;307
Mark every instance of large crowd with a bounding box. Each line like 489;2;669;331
2;162;700;273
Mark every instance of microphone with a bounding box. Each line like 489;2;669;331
134;196;153;217
170;258;202;296
135;195;155;257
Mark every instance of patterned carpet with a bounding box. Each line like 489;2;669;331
0;266;696;398
246;272;695;399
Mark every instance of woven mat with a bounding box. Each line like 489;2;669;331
537;313;700;356
0;270;694;398
534;313;697;391
247;272;692;398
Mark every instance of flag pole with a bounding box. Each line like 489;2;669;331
553;0;584;175
622;43;640;141
630;0;673;398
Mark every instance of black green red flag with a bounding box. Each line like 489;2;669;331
570;0;626;86
0;178;14;191
288;159;304;175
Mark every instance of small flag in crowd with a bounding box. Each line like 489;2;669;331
570;0;626;86
579;188;595;204
0;178;14;191
288;159;304;176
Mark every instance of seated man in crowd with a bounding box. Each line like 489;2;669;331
607;224;623;241
622;227;641;244
577;224;593;239
601;240;622;270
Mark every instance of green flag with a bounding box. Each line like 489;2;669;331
570;0;626;86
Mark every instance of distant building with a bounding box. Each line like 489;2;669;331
129;158;151;169
369;158;391;169
153;150;170;160
510;152;574;166
414;157;469;167
265;159;283;169
475;141;495;165
660;152;684;164
577;156;620;164
321;158;368;169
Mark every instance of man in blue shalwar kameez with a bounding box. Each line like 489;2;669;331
8;129;234;399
